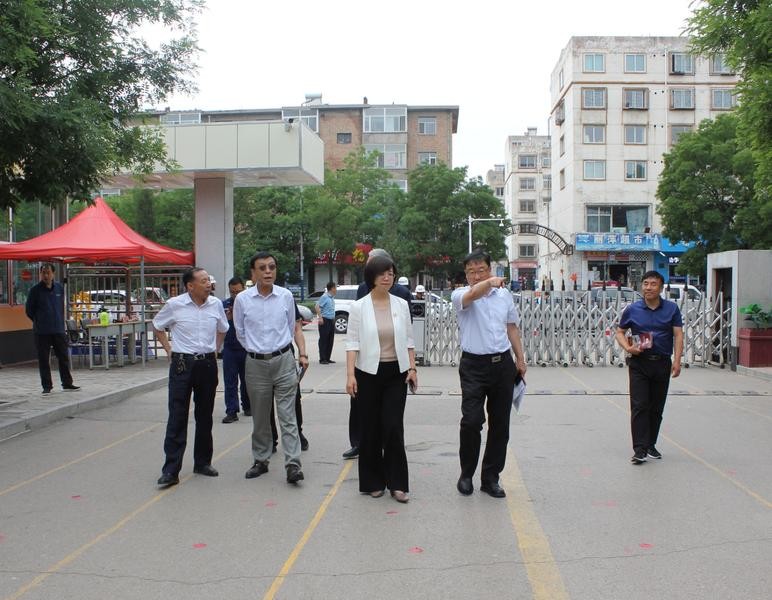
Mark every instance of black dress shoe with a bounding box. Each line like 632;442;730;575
300;433;309;451
245;461;268;479
243;408;252;417
327;360;336;363
457;477;473;496
157;473;179;488
63;384;80;391
42;388;52;395
272;444;278;454
320;360;330;364
222;413;238;423
286;464;304;483
342;446;359;459
480;481;506;498
193;464;219;477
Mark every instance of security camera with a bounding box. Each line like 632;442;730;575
284;118;294;132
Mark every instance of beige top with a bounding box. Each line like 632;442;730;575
373;303;397;362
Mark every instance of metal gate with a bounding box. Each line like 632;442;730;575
423;291;730;368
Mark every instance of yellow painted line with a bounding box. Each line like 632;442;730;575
721;398;772;423
0;423;159;498
262;461;353;600
562;369;592;392
3;433;252;600
502;447;570;600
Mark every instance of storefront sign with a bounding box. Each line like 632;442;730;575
576;233;694;253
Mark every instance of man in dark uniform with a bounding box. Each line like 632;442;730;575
221;276;251;423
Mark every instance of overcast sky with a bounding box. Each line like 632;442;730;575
157;0;697;180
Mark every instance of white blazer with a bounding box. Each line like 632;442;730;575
345;293;415;375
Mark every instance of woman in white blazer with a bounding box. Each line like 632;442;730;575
345;255;418;503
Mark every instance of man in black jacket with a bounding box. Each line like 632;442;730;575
25;263;79;394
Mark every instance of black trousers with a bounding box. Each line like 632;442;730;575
348;394;360;448
34;333;73;390
458;352;515;484
628;356;671;452
355;362;409;493
318;317;335;361
162;356;218;475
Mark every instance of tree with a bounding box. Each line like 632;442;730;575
687;0;772;209
656;114;760;276
0;0;203;210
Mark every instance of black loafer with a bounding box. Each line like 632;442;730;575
157;473;179;488
243;409;252;417
342;446;359;459
286;464;304;484
63;384;80;391
245;461;268;479
222;414;238;423
480;481;506;498
457;477;473;496
193;464;219;477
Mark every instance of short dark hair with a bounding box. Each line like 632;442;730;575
40;262;55;272
326;281;336;291
183;267;206;289
228;276;244;287
249;251;277;269
642;270;664;285
463;249;491;268
364;255;396;289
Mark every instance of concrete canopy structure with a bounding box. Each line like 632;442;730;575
103;119;325;294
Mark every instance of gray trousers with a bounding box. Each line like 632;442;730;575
245;351;301;468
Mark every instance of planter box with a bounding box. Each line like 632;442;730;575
738;328;772;368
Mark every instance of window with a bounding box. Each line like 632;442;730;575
559;168;565;189
586;205;649;233
583;160;606;180
670;53;694;74
625;53;646;73
495;187;504;197
554;99;565;125
160;112;201;125
582;87;606;109
624;88;648;110
711;54;733;75
559;135;565;156
519;177;535;190
558;69;564;89
337;133;352;144
541;153;551;168
625;160;647;180
519;199;536;213
583;53;605;72
363;106;407;133
711;89;736;109
519;244;537;258
518;154;537;169
625;125;646;145
364;143;407;169
418;152;437;165
417;117;436;135
543;174;551;190
282;108;318;132
583;125;605;144
670;88;695;109
392;179;408;192
670;125;692;145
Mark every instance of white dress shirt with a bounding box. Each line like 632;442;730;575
152;293;229;354
451;286;519;354
233;284;295;353
345;294;415;374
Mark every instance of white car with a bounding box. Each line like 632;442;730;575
311;285;359;334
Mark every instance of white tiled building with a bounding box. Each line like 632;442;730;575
548;36;738;289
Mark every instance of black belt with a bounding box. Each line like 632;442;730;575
172;352;216;361
633;353;669;361
248;343;293;360
461;350;510;363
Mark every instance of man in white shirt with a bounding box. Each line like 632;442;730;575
451;249;527;499
234;252;310;484
153;268;229;488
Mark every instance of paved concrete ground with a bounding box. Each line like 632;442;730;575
0;329;770;599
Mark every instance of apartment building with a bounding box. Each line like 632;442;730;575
548;36;738;288
152;95;459;190
503;128;551;290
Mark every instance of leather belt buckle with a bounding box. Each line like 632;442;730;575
193;353;206;360
491;355;502;363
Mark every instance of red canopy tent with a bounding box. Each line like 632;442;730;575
0;197;193;264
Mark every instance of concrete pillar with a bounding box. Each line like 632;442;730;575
194;178;233;298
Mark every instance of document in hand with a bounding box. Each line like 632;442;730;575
512;375;526;413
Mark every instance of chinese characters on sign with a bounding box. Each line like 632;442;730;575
575;232;662;251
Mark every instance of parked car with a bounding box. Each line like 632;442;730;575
588;287;642;305
309;284;359;333
71;289;141;322
664;283;702;302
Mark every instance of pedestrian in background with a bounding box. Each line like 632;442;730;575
346;254;417;503
221;276;250;423
315;281;337;364
25;263;79;395
452;249;527;499
615;270;683;465
153;267;229;488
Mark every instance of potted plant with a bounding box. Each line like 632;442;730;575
738;304;772;368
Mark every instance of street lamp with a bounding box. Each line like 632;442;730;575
467;214;505;253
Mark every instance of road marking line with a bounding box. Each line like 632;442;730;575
721;398;772;423
3;433;251;600
0;423;160;498
502;447;570;600
262;461;353;600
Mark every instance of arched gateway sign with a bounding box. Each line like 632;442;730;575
508;223;574;255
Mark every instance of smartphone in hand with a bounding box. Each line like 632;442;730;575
408;379;416;394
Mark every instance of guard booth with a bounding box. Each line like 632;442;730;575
411;300;427;365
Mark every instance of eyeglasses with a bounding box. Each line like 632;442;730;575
465;267;490;276
256;264;277;272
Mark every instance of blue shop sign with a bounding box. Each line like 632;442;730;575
575;233;693;252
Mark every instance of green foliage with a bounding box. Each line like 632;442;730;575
739;303;772;329
0;0;203;210
656;114;763;276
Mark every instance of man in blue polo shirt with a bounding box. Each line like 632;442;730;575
616;271;683;465
315;282;336;364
